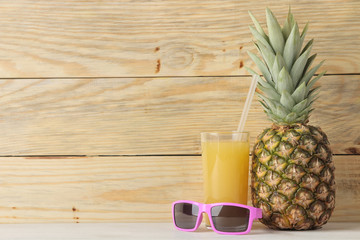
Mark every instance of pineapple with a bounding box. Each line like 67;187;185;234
247;8;335;230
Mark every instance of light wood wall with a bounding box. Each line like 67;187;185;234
0;0;359;223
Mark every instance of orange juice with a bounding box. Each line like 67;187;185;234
201;139;249;226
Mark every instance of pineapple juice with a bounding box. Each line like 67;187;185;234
201;140;250;226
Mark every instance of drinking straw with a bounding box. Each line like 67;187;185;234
236;75;259;132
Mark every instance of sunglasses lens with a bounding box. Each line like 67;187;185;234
173;203;199;229
211;205;250;232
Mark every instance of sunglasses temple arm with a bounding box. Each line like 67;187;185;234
256;208;263;219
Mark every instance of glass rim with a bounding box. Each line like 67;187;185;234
200;131;249;135
200;131;249;137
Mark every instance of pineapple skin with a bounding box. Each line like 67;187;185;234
251;123;335;230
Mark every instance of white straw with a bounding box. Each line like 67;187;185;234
237;75;259;132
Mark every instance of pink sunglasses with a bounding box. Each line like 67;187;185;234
172;200;262;235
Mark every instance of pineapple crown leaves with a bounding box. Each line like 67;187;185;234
247;8;325;125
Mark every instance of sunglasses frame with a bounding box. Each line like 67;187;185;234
172;200;262;235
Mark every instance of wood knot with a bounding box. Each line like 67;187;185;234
155;59;161;73
160;42;194;70
344;147;360;154
239;60;244;68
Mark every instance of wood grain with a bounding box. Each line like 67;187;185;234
0;0;359;77
0;0;357;226
0;223;359;240
0;75;358;155
0;155;358;223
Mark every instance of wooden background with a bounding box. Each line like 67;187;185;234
0;0;359;223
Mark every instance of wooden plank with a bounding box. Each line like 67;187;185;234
0;0;359;77
0;155;358;223
0;156;203;223
0;223;359;240
0;75;358;155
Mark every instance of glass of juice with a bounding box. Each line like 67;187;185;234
200;132;250;228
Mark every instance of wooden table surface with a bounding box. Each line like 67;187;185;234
0;222;358;240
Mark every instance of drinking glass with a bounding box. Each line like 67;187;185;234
201;132;250;228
